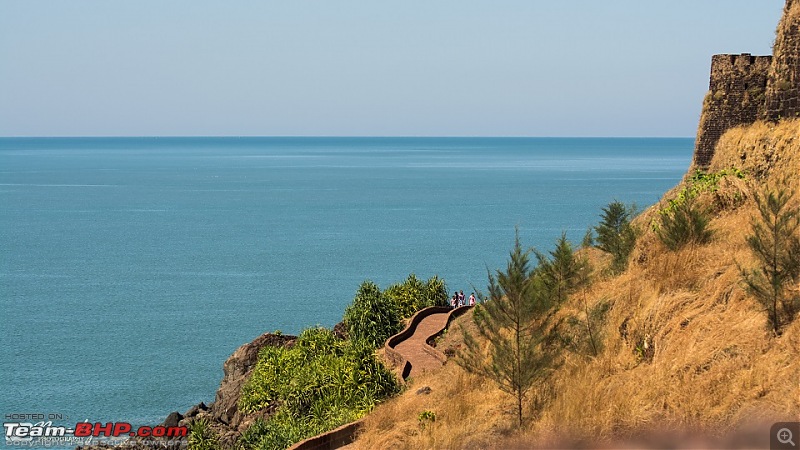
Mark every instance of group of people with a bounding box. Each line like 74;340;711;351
450;290;476;308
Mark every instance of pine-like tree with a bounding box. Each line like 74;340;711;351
656;197;714;251
741;186;800;335
457;231;554;428
536;232;589;304
581;226;594;248
594;201;638;273
576;254;600;357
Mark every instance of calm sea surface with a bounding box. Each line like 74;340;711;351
0;137;692;435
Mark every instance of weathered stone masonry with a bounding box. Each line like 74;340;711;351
693;0;800;167
694;54;772;167
764;0;800;121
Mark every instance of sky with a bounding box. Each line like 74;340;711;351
0;1;786;137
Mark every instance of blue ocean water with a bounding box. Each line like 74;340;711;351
0;137;692;436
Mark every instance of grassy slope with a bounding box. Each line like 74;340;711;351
355;120;800;449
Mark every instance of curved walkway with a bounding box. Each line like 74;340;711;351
289;305;471;450
391;310;453;378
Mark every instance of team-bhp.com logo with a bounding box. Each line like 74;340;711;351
4;421;187;447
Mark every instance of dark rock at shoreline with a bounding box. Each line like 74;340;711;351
162;412;183;429
208;332;297;430
76;332;297;450
183;402;207;419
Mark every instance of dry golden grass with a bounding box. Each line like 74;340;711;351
710;120;800;178
356;361;514;450
354;120;800;448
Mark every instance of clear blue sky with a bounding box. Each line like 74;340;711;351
0;1;785;137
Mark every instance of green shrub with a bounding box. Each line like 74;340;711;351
384;274;449;318
239;329;400;449
188;417;220;450
238;411;309;450
659;169;745;219
238;274;446;449
656;197;714;251
343;281;402;348
421;275;449;309
418;410;436;429
238;418;270;450
343;275;448;347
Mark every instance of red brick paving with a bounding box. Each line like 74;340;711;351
392;311;450;378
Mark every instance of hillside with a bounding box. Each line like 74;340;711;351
353;119;800;449
351;1;800;445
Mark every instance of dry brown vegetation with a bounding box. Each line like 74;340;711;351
354;120;800;449
709;120;799;178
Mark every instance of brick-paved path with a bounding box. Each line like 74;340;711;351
338;310;454;449
392;311;450;378
290;307;469;450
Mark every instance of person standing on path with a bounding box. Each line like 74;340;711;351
469;293;476;306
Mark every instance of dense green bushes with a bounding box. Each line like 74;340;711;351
235;273;446;450
344;274;448;348
384;274;449;318
238;328;400;449
343;281;402;348
187;417;220;450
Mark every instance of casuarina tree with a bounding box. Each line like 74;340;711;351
457;230;555;428
536;232;589;305
594;200;638;273
741;185;800;335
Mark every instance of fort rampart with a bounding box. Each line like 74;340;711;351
693;0;799;167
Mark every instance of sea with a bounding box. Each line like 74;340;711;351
0;137;692;445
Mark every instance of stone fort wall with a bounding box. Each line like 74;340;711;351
693;0;800;167
764;0;800;121
693;54;772;167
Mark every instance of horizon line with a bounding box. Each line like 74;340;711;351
0;135;696;140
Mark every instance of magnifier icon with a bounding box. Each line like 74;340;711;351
778;428;796;446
